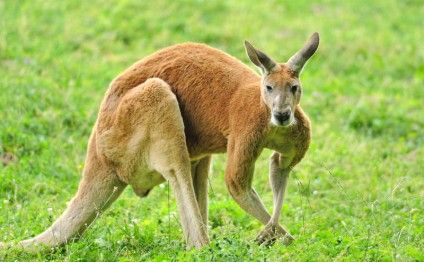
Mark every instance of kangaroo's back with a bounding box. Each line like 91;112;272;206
100;43;261;158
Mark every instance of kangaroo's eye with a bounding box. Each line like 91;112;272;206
266;85;273;92
291;85;299;93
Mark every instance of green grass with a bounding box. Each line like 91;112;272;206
1;0;423;260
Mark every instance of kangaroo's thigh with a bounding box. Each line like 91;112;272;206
101;78;182;183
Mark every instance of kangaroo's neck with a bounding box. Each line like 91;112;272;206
262;105;311;153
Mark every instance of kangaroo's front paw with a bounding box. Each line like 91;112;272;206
255;223;294;246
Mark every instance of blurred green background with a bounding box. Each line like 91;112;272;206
0;0;423;260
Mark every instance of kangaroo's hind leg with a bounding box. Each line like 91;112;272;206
191;156;211;227
111;78;209;249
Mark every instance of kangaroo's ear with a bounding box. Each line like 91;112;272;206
287;32;320;74
244;40;277;74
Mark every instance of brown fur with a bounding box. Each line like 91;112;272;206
1;33;319;251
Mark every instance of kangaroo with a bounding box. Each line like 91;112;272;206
1;32;319;251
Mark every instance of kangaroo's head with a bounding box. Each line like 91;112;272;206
245;32;319;127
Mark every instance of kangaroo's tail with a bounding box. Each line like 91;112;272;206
2;140;126;252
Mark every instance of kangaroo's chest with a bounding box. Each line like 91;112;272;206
263;124;300;156
265;132;295;154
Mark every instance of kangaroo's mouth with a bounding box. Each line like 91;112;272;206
271;114;295;127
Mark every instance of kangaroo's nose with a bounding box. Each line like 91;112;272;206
274;110;291;123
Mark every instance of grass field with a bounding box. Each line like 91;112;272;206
0;0;423;261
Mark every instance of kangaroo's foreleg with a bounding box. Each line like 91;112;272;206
191;156;211;227
255;152;293;246
225;137;291;245
17;136;126;251
225;137;272;224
